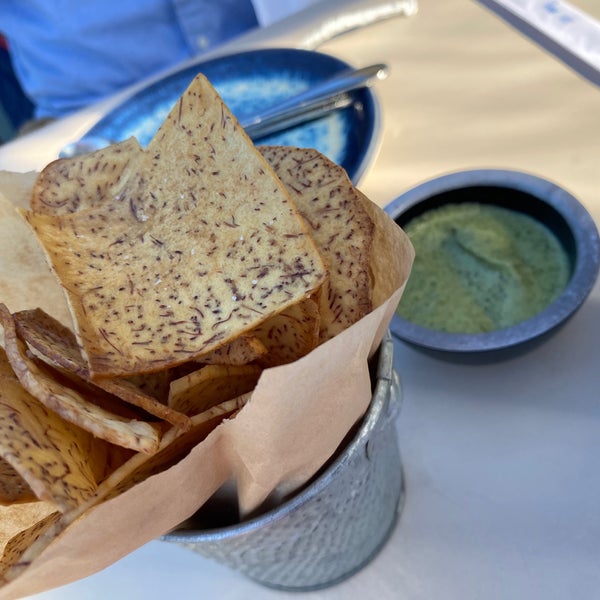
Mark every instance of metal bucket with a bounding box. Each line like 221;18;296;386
162;332;404;591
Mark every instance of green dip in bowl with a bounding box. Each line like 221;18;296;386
385;170;599;356
398;202;571;334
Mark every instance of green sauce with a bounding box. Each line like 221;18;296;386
397;202;571;333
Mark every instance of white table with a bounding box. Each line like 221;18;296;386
2;1;599;598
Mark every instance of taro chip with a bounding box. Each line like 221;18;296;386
93;394;249;502
13;308;189;428
12;308;86;376
260;146;375;341
0;347;106;512
124;370;172;402
0;500;57;556
29;137;143;215
0;395;247;587
21;75;327;378
96;378;190;430
168;365;260;416
0;509;62;583
0;459;36;506
354;188;415;306
251;297;320;367
198;335;268;366
12;307;190;429
0;304;161;455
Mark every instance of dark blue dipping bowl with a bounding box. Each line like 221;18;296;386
385;169;600;358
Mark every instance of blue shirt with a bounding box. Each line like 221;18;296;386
0;0;258;118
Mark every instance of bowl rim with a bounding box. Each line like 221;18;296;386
385;169;600;353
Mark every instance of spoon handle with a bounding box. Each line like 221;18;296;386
242;63;388;140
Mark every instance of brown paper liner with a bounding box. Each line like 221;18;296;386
0;170;413;598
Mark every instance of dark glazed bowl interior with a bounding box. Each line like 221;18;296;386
385;169;600;355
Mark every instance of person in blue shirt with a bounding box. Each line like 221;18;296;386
0;0;321;132
0;35;34;140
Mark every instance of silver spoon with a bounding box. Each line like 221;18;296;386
242;62;387;138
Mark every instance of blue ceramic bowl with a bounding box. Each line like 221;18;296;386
385;169;600;355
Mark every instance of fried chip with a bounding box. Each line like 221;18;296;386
97;394;248;501
96;378;190;430
251;297;320;367
355;188;415;307
168;365;260;416
0;304;160;455
124;370;172;402
0;459;36;506
0;347;105;512
198;334;268;366
22;76;327;378
13;308;191;430
0;501;57;558
29;137;143;215
0;509;61;583
0;395;247;587
260;146;375;341
12;308;85;376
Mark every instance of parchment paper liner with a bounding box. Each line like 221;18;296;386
0;171;413;598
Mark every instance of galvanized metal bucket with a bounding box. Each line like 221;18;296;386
163;332;404;591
